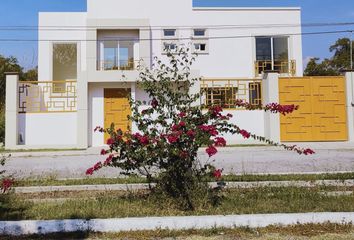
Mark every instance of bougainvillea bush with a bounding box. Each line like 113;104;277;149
88;48;314;210
0;153;13;194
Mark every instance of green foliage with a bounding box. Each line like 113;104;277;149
23;67;38;81
0;55;23;106
0;107;4;144
304;57;339;76
304;38;354;76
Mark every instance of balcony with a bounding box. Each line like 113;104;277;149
255;60;296;77
97;39;139;71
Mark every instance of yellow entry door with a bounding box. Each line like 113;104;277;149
104;88;131;142
279;76;347;142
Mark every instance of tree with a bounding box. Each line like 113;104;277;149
304;58;338;76
304;38;354;76
23;67;38;81
0;55;23;107
88;48;314;210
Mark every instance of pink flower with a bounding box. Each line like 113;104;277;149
104;154;114;165
214;137;226;147
139;135;150;145
100;149;107;155
107;138;114;145
186;130;196;138
179;121;186;127
206;145;218;157
86;167;94;175
178;112;186;118
167;135;179;144
1;179;14;193
199;125;218;136
209;106;223;116
239;130;251;139
93;162;102;171
172;124;179;131
303;148;315;155
213;169;222;180
151;98;159;108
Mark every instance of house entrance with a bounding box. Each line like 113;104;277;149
104;88;131;142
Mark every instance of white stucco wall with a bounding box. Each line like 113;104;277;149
39;1;303;81
18;113;77;146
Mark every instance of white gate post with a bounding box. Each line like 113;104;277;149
5;72;19;149
77;74;88;149
262;71;281;143
344;70;354;142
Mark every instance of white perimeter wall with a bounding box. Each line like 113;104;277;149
89;83;265;146
18;113;77;146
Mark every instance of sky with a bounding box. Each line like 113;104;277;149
0;0;354;70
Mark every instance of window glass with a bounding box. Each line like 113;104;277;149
164;29;176;37
273;37;289;62
194;43;206;51
53;43;77;93
256;38;272;61
194;29;206;37
164;43;177;51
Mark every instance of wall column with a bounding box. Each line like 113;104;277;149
262;71;281;143
5;73;19;149
77;74;88;149
345;70;354;142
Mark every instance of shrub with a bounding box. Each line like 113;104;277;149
0;107;5;144
0;153;12;194
88;47;314;210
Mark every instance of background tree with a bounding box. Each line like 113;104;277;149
23;66;38;81
304;38;354;76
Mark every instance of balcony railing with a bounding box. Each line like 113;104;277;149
200;78;262;110
255;60;296;77
97;59;138;71
18;80;77;113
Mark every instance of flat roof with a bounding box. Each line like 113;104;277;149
193;7;301;11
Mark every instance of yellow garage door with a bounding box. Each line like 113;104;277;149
279;76;347;142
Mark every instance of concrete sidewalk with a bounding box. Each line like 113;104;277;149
3;142;354;178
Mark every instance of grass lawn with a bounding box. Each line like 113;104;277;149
1;223;353;239
14;172;354;187
1;186;353;221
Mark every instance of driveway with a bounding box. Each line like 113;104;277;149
3;142;354;178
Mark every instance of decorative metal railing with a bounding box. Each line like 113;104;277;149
18;80;77;113
97;59;138;71
200;78;262;110
255;60;296;77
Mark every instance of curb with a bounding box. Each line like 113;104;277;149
1;212;353;236
14;180;354;194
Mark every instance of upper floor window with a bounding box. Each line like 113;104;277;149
193;29;206;37
163;29;176;37
194;43;207;52
255;36;290;75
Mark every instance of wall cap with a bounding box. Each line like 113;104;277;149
4;72;19;75
340;69;354;73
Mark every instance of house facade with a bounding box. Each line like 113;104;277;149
6;0;309;149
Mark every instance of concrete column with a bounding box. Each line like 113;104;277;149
5;73;19;149
262;71;281;143
77;74;88;149
139;28;151;68
344;70;354;142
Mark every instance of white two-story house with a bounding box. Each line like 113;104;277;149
5;0;303;149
